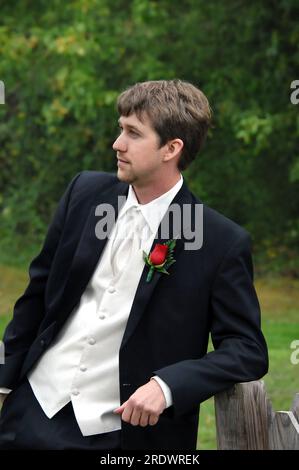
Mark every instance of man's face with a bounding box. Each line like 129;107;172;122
112;113;166;186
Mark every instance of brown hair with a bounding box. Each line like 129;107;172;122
117;79;212;170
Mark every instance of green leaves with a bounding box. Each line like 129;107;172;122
0;0;298;270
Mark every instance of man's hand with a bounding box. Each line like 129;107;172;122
113;378;166;427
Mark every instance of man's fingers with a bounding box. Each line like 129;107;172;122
139;411;150;427
149;414;159;426
113;399;128;414
130;407;142;426
121;402;134;424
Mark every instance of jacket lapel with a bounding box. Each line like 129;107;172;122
120;180;193;349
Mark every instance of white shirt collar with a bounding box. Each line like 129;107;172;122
118;174;184;235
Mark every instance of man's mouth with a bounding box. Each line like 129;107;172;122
117;158;130;164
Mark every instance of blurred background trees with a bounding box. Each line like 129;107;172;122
0;0;298;272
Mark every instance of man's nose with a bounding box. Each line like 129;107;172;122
112;133;127;152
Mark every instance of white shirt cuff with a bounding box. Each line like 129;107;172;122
151;376;173;408
0;388;12;394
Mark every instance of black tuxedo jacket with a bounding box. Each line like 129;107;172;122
0;171;268;450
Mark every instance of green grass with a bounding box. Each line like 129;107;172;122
1;265;298;449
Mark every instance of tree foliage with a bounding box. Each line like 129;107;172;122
0;0;298;271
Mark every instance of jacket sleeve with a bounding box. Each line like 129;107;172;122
153;231;269;418
0;173;81;388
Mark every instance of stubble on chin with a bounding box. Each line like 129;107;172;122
117;169;134;184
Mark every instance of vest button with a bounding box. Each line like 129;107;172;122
40;339;45;347
88;338;96;345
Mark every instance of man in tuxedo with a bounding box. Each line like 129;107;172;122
0;79;268;450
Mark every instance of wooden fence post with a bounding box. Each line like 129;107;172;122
214;381;299;449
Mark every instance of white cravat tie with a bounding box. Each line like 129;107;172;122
110;206;146;278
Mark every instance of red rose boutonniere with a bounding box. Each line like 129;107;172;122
143;239;176;283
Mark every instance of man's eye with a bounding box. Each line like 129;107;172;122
117;126;139;137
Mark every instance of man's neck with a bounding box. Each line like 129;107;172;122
132;174;181;205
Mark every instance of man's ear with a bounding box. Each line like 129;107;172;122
163;139;184;163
